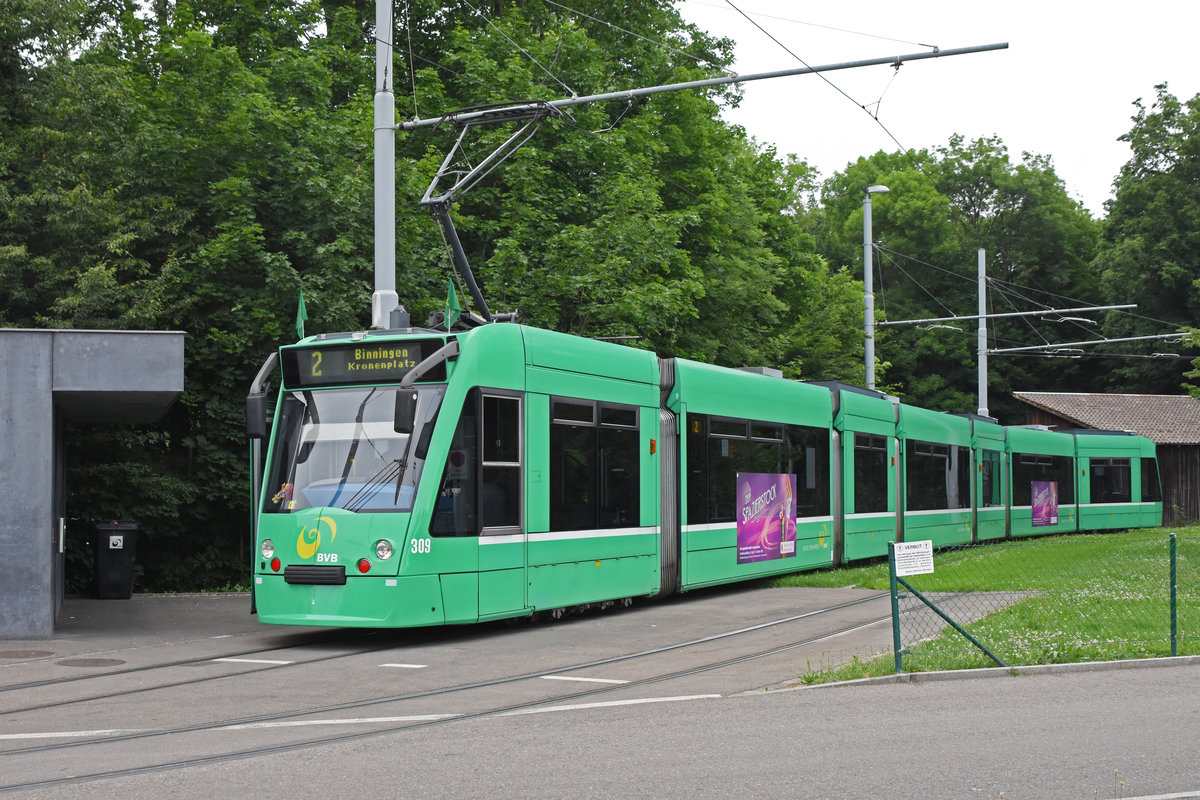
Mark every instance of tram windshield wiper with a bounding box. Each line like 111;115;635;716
326;387;378;508
342;457;407;512
345;387;439;512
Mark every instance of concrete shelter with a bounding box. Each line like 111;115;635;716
0;329;184;639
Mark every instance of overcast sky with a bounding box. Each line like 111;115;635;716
676;0;1199;217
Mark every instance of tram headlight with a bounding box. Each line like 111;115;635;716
374;539;394;560
260;539;275;560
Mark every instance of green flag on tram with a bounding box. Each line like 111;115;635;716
295;289;308;339
446;280;462;330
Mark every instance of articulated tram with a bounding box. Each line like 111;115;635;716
246;322;1162;628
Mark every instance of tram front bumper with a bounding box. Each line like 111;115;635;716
254;574;445;628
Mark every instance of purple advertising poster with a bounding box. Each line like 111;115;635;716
736;472;797;564
1031;480;1058;527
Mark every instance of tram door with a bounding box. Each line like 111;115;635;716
476;392;526;617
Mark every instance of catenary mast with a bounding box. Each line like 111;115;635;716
372;0;400;329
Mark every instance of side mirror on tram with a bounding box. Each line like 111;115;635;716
395;390;418;434
246;393;270;439
245;352;279;440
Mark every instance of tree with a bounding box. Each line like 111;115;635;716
398;1;861;376
1;1;385;587
815;137;1102;420
1;0;866;589
1097;84;1200;394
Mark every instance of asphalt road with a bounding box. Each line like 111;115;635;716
2;590;1198;799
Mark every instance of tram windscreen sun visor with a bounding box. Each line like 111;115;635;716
281;340;447;389
395;389;418;434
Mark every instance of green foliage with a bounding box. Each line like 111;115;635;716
2;0;863;590
15;3;1191;593
1097;84;1200;394
814;138;1102;418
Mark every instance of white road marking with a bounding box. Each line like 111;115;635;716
220;715;457;730
4;695;721;740
540;675;629;684
497;694;722;717
0;729;147;741
379;663;428;669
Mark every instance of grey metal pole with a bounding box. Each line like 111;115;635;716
889;542;902;674
864;185;888;390
978;248;988;417
372;0;400;329
1171;532;1178;657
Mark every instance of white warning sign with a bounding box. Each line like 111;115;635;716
894;540;934;577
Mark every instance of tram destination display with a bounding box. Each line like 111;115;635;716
281;339;446;388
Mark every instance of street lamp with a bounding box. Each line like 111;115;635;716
863;185;889;389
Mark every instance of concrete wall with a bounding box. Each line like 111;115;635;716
0;330;183;639
0;333;56;639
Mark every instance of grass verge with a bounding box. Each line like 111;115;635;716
773;526;1200;684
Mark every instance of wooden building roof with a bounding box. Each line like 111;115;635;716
1012;392;1200;445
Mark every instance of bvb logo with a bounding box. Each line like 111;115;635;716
296;516;337;559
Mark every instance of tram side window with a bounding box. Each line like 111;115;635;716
905;440;970;511
1089;457;1131;503
1011;453;1076;505
1142;457;1162;502
980;449;1002;508
853;433;889;513
430;394;479;537
549;398;639;531
707;419;749;522
429;391;521;537
599;405;639;527
481;395;521;529
262;395;303;513
686;414;830;524
686;417;708;523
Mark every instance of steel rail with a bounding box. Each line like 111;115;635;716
0;597;893;793
1;593;887;761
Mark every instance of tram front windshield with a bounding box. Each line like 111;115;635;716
262;384;447;514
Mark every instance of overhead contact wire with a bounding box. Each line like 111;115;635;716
403;0;419;118
541;0;732;73
461;0;577;97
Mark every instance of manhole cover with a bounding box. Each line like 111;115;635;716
0;650;55;659
55;658;126;668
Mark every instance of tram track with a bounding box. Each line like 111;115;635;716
0;593;893;793
0;591;884;719
0;640;411;718
0;593;886;756
0;625;471;717
0;623;417;695
0;628;363;693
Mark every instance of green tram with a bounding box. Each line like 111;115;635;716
246;322;1163;628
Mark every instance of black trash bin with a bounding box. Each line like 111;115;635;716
93;520;138;599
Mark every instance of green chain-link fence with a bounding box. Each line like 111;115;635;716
888;530;1199;673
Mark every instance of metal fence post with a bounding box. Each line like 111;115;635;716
1170;532;1178;658
889;542;902;674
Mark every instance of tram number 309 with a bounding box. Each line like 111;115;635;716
411;538;432;554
